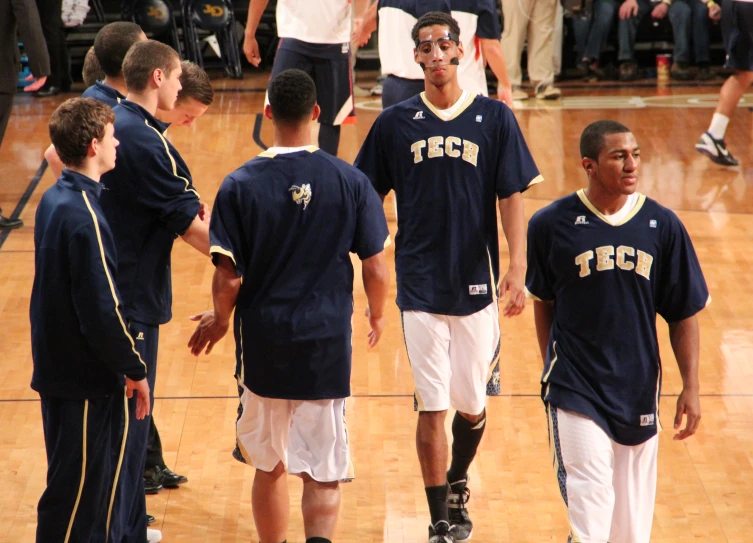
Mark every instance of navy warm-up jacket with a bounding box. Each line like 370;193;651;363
30;170;147;399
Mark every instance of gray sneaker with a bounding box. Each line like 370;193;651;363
448;478;472;542
429;520;456;543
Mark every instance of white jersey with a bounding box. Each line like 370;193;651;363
377;0;501;96
377;2;429;80
276;0;352;44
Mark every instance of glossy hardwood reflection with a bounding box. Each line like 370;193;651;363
1;74;752;541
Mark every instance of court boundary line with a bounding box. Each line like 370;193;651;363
2;392;752;402
253;113;268;150
0;159;47;250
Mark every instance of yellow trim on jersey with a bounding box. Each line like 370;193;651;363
486;248;498;303
383;235;392;249
420;91;476;122
106;389;129;536
528;174;544;187
542;341;558;383
144;119;201;199
258;145;319;158
64;400;88;543
654;366;663;433
576;189;646;226
239;319;245;385
81;192;146;372
705;295;712;307
210;245;237;267
525;287;542;301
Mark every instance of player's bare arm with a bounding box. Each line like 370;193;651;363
44;144;64;178
362;250;390;347
244;0;270;66
353;0;378;47
479;38;513;107
188;255;240;355
181;213;211;256
498;192;526;317
669;315;702;440
532;299;554;362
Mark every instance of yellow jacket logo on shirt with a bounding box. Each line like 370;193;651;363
289;184;312;209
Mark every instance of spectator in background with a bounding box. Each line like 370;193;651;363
34;0;70;95
687;0;721;80
0;0;49;230
571;0;620;79
501;0;562;100
617;0;692;80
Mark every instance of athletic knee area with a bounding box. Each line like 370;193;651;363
457;409;485;425
301;473;340;490
257;461;286;479
734;71;753;86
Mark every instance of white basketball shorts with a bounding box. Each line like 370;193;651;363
236;385;351;483
547;405;659;543
401;302;500;415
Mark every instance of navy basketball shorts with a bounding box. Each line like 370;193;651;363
268;39;355;126
401;303;501;415
381;75;425;109
722;0;753;71
546;405;659;543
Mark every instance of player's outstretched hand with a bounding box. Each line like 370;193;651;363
244;35;262;67
24;74;47;92
188;310;229;356
126;377;151;420
500;266;526;318
365;306;384;348
673;387;701;440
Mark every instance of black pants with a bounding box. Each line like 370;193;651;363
37;391;127;543
35;0;70;88
146;417;164;469
0;92;13;150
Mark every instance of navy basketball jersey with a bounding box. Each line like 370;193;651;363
81;81;124;108
210;146;390;401
526;190;709;446
355;93;541;316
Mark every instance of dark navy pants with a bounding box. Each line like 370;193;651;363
381;75;425;109
37;391;127;543
101;321;159;543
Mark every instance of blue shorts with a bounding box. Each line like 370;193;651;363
381;75;425;109
270;38;355;126
722;1;753;71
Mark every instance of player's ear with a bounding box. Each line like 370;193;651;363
413;48;420;65
88;139;99;158
582;157;595;175
153;68;163;89
264;104;273;121
311;104;321;122
457;41;464;60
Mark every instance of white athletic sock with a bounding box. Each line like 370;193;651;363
707;113;730;140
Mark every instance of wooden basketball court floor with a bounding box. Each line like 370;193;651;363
1;73;753;542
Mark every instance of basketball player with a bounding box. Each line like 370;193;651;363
187;69;390;543
45;21;146;176
354;12;541;542
97;40;210;543
695;0;753;166
243;0;361;156
527;120;708;543
82;46;105;87
353;0;513;107
31;97;150;542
